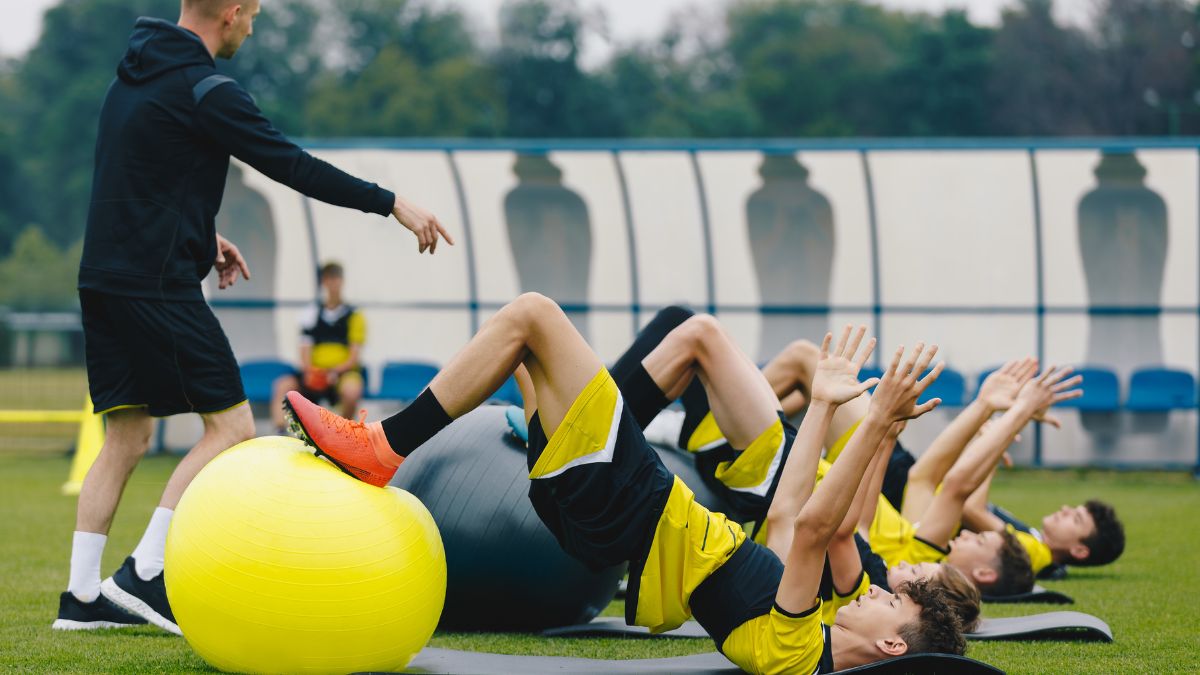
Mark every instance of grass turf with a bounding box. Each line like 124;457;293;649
1;451;1196;673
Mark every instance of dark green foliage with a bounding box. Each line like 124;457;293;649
2;0;1199;267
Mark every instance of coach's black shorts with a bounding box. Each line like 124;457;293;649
81;289;246;417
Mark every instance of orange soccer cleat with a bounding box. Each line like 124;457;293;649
283;391;401;487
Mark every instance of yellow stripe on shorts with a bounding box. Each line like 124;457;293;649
712;417;786;498
529;368;623;479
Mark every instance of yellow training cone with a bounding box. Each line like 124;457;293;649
62;397;104;496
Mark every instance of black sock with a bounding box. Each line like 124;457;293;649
610;305;695;383
623;364;672;429
612;305;694;427
380;388;452;457
677;378;711;449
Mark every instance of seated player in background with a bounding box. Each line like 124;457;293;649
284;295;966;672
271;262;366;433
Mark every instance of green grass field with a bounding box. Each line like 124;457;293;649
1;450;1196;674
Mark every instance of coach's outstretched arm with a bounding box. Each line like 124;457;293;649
195;81;452;254
776;343;943;614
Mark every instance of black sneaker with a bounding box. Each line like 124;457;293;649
52;591;147;630
100;557;180;635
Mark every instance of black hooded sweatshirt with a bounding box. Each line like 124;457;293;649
79;18;395;301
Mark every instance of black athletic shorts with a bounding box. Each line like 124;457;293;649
80;289;246;417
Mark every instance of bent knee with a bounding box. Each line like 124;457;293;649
206;405;256;445
676;314;723;352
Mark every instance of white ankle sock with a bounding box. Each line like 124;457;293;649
67;531;107;602
132;507;173;581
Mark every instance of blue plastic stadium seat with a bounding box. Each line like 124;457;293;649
240;360;294;403
1126;368;1197;411
920;367;966;406
376;362;440;402
491;377;523;406
1055;367;1119;411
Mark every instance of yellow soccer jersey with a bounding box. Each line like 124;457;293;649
1010;526;1054;575
301;304;366;370
723;601;833;675
868;495;948;568
821;570;869;626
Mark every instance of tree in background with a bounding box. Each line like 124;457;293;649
988;0;1099;135
0;227;81;311
4;0;1200;266
494;0;620;137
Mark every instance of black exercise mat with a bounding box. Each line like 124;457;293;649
398;647;1004;674
970;612;1112;642
982;584;1073;604
543;611;1111;643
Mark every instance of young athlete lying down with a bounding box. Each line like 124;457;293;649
601;307;1010;610
598;306;981;630
627;306;1100;598
284;294;966;672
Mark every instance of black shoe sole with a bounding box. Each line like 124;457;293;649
281;397;360;483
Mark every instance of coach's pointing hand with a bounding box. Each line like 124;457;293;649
215;232;251;289
393;194;454;254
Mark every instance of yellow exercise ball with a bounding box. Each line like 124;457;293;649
164;436;446;674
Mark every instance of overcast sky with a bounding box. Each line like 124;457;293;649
0;0;1099;58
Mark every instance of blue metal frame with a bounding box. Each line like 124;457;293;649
1029;149;1048;466
289;137;1200;470
301;137;1200;153
690;151;718;315
447;151;481;333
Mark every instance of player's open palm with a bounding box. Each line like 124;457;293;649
1016;365;1083;418
869;342;943;423
810;324;878;405
977;357;1038;411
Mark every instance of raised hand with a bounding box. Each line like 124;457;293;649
1017;365;1083;423
214;233;251;290
393;194;454;254
867;342;944;423
810;324;878;405
976;357;1038;411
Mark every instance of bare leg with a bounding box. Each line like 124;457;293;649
761;339;819;417
427;293;603;438
270;374;299;430
337;374;364;419
157;403;255;509
514;364;538;423
76;408;155;534
641;315;780;449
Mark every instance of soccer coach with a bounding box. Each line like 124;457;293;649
53;0;452;634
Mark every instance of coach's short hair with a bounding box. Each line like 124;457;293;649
181;0;241;19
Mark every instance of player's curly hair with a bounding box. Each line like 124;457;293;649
1077;500;1125;566
895;578;967;656
931;564;981;631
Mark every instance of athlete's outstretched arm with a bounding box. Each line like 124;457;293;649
855;423;903;536
764;326;878;560
902;358;1036;520
914;366;1082;547
776;343;943;614
960;464;1008;533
